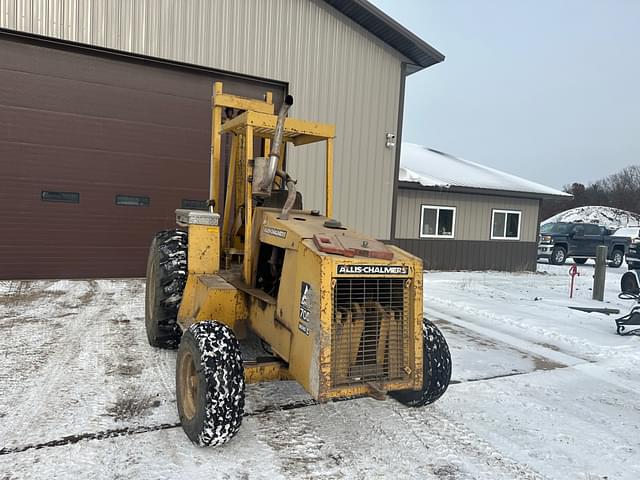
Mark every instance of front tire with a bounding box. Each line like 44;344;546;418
145;230;187;349
609;249;624;268
391;318;452;407
177;321;245;447
550;246;567;265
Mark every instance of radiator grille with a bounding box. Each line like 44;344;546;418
330;278;409;387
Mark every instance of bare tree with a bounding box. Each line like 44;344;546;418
540;165;640;221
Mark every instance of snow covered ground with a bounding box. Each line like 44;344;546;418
1;263;639;479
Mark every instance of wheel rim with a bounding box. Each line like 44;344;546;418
179;351;198;420
556;250;565;263
615;252;623;265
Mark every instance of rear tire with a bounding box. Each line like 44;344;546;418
145;229;187;349
176;321;245;447
391;318;452;407
609;249;624;268
574;258;587;265
550;246;567;265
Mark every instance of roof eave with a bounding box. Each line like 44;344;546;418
397;181;572;201
322;0;445;71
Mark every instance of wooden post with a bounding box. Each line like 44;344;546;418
593;245;607;301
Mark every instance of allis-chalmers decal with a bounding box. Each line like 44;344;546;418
263;226;287;239
336;264;409;275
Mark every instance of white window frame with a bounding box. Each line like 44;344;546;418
420;205;456;238
491;209;522;240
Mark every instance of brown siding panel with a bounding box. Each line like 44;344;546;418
391;239;537;272
0;35;283;279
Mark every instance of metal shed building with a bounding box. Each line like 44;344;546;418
0;0;443;279
392;143;570;271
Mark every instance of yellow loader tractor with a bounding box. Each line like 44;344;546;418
145;83;452;446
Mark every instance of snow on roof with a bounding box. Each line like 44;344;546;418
399;143;570;197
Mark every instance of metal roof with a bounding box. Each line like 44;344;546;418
399;143;572;200
323;0;445;72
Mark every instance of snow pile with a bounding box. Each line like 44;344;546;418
399;143;569;197
542;205;640;228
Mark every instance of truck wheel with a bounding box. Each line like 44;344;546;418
391;318;452;407
177;321;245;447
609;249;624;268
574;258;587;265
550;246;567;265
145;230;187;349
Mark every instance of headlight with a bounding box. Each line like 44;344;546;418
540;235;553;244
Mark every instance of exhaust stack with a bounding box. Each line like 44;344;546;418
252;95;294;198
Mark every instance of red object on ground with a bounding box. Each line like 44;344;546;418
569;264;580;298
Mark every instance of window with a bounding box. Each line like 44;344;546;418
181;199;208;210
116;194;149;207
583;224;601;236
540;223;571;235
41;191;80;203
491;210;521;240
420;205;456;238
573;224;585;236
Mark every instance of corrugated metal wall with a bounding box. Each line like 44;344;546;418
390;238;537;272
0;0;404;239
395;188;540;242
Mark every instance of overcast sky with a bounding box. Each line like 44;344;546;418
370;0;640;190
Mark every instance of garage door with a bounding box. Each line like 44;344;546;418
0;34;284;279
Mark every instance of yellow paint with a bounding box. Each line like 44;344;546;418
245;211;423;400
177;274;247;338
325;137;334;218
247;297;291;361
189;82;426;404
210;81;274;211
214;93;274;115
243;126;254;284
221;110;335;141
221;136;238;252
244;361;290;384
187;224;219;275
210;83;223;209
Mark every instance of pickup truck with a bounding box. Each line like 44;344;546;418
618;227;640;269
537;222;629;267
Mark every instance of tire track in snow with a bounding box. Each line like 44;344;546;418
0;360;564;461
0;280;101;449
389;401;548;480
0;398;318;456
427;310;585;367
